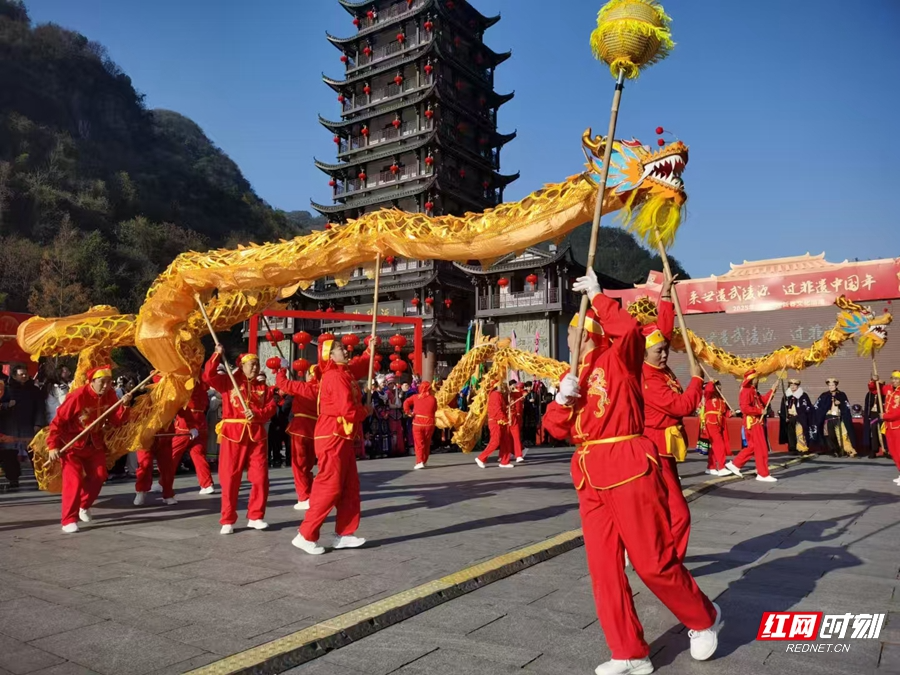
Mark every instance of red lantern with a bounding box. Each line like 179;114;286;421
394;74;404;86
361;125;369;136
340;55;349;64
333;135;341;144
656;126;664;134
390;163;399;174
338;94;345;103
497;277;509;288
424;20;434;31
358;171;367;181
324;223;333;230
411;297;420;307
367;10;375;19
424;155;434;166
459;169;466;178
325;307;335;313
265;329;285;344
424;106;434;117
265;356;282;371
444;298;452;308
389;334;408;350
293;331;312;346
424;63;433;75
390;360;408;373
385;255;395;265
363;46;372;56
424;200;434;211
341;334;360;351
389;353;400;362
363;84;371;95
397;32;405;43
364;335;381;348
320;332;335;343
392;118;401;129
374;353;383;362
657;138;665;147
424;297;434;307
328;179;336;187
353;17;360;27
526;273;538;286
482;180;490;189
292;358;310;374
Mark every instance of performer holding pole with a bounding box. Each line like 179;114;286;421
195;294;252;420
46;366;141;532
702;380;731;475
275;362;320;509
726;371;780;481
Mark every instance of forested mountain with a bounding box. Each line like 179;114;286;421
0;0;324;314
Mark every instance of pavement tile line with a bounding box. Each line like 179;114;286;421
186;454;811;675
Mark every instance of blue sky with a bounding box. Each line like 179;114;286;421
24;0;900;278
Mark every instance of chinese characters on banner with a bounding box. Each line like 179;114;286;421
606;259;900;315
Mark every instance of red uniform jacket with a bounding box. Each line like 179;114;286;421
702;396;729;431
642;363;702;460
740;381;774;429
403;384;437;427
882;384;900;430
509;389;525;427
203;354;276;443
487;389;509;426
174;385;210;433
316;356;370;442
276;369;319;439
47;383;129;455
543;293;655;489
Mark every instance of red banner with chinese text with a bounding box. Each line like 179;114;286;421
607;259;900;314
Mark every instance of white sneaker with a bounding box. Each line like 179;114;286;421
475;458;485;469
893;476;900;485
162;497;178;505
247;519;269;530
594;657;654;675
78;508;92;523
150;483;162;493
516;457;525;463
413;462;425;470
724;461;742;477
756;475;777;483
220;524;234;535
715;469;731;476
704;469;712;475
498;462;514;469
198;485;215;495
133;492;146;506
294;500;310;511
689;602;722;661
61;523;79;534
292;533;325;555
333;534;366;549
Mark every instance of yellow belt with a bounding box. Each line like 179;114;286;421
581;433;641;447
746;415;762;429
664;425;687;462
294;413;317;420
216;417;253;437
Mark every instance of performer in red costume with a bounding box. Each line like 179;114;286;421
293;338;371;555
203;348;276;534
641;280;704;565
47;366;131;533
402;380;436;469
276;362;320;509
876;370;900;483
543;267;721;674
170;380;213;495
134;375;177;507
475;383;514;469
726;370;778;482
508;381;527;462
701;381;731;476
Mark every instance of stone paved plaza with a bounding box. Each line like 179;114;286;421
2;449;900;675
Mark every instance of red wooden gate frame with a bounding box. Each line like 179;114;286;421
248;310;423;376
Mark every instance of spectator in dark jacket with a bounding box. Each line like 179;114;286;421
0;364;47;488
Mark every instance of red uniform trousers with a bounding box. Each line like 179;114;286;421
510;423;524;459
171;431;213;489
477;422;512;465
887;428;900;471
299;435;360;542
136;437;175;497
707;425;728;471
731;422;770;477
658;456;690;563
576;457;717;660
412;424;434;465
60;448;108;526
290;433;316;502
218;436;268;525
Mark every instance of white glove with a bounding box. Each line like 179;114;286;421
572;267;601;298
555;374;580;406
279;358;289;370
216;364;226;375
189;428;199;440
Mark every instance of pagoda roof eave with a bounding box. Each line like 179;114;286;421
337;0;372;14
328;0;433;44
321;44;434;90
314;130;438;174
318;85;436;131
312;176;437;216
423;321;470;341
301;270;439;300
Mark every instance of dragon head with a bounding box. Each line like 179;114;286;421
834;296;891;356
582;129;688;248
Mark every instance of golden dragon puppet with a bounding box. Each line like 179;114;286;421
18;130;689;491
437;296;891;453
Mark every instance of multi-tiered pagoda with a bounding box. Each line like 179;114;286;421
305;0;518;380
